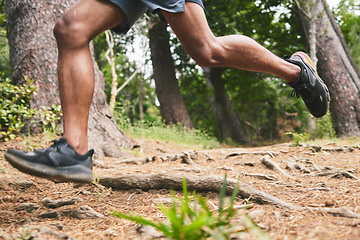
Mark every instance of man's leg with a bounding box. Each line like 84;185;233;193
161;2;300;83
53;0;127;154
162;2;329;118
4;0;129;182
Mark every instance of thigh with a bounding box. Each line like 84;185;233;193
161;2;216;55
60;0;128;39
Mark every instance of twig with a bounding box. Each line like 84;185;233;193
226;151;278;159
240;172;278;181
260;155;295;179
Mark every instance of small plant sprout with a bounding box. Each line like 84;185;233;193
112;176;270;240
285;131;309;147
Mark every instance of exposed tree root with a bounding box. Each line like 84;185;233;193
260;155;295;179
98;172;360;218
306;207;360;218
239;172;278;181
99;172;297;209
225;151;278;158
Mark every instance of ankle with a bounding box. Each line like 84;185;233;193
285;64;301;83
63;135;88;155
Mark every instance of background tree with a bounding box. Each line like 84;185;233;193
5;0;130;158
148;15;194;129
335;0;360;68
203;67;249;143
0;5;10;78
295;0;360;136
93;21;160;129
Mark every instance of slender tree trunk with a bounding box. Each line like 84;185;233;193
138;76;144;123
203;67;249;143
6;0;130;158
295;0;360;136
148;16;193;129
105;30;118;114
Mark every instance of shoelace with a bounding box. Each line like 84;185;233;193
291;89;300;98
284;55;301;98
48;139;67;152
290;78;307;99
291;84;308;98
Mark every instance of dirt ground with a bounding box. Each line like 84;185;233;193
0;135;360;240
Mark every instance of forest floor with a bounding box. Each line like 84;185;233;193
0;135;360;240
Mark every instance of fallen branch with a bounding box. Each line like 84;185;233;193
260;155;295;179
322;146;354;152
99;172;297;209
113;152;198;165
98;172;360;218
307;206;360;218
225;151;278;159
240;172;278;181
181;152;196;165
307;170;359;180
286;161;311;174
114;157;155;165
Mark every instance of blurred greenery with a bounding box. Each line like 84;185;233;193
0;77;37;141
4;0;360;144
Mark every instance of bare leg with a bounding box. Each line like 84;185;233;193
162;2;300;83
53;0;126;154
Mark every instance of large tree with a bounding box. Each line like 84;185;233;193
6;0;130;158
148;15;194;129
203;67;249;143
295;0;360;136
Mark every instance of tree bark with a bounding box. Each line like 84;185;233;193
203;67;249;143
6;0;130;158
148;16;194;129
295;0;360;136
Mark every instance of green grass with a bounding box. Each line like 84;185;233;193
122;121;222;150
306;136;360;147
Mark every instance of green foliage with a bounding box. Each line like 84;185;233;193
311;112;336;139
0;7;11;78
285;132;309;147
113;177;269;240
227;71;308;140
334;0;360;69
0;77;37;141
15;228;31;240
286;113;336;146
179;72;218;136
175;0;308;141
0;76;63;142
93;25;157;127
38;104;62;133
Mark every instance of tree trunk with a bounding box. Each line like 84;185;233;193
148;16;194;129
295;0;360;136
6;0;130;158
203;67;249;143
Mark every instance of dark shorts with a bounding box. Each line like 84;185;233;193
108;0;204;34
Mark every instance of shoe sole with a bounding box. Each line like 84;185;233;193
4;152;93;183
293;52;330;118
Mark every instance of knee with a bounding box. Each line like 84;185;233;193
53;15;89;48
190;41;226;68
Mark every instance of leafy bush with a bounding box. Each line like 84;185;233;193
0;77;37;141
113;177;269;240
38;104;62;133
285;131;309;147
311;112;336;139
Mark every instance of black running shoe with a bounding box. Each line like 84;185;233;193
4;138;94;183
285;52;330;118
